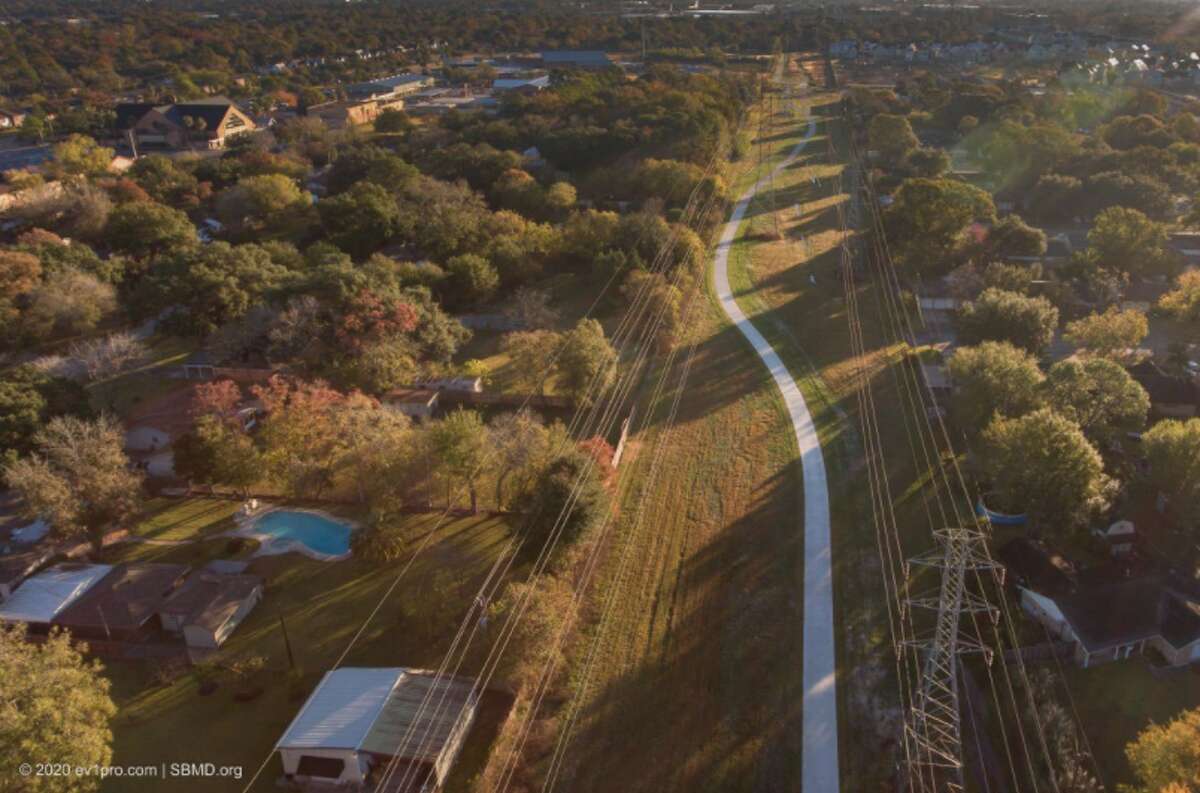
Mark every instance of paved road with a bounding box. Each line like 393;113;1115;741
712;113;839;792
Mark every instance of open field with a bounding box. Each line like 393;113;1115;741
98;500;518;793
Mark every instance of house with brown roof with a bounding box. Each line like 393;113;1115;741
158;571;262;649
53;563;189;642
116;98;256;151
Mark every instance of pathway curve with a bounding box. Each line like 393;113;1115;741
712;112;839;792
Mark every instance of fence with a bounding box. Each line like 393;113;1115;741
437;391;572;409
1002;640;1073;664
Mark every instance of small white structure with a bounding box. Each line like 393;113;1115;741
277;667;478;788
0;563;112;626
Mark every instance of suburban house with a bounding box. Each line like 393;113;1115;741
541;50;612;70
276;667;479;789
53;563;189;642
1000;540;1200;668
158;571;263;649
0;563;114;631
115;98;256;151
383;389;439;422
1128;360;1198;417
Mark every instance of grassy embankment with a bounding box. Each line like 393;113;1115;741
541;59;882;793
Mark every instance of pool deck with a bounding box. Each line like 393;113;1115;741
230;505;359;562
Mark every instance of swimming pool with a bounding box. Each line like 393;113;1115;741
246;510;354;558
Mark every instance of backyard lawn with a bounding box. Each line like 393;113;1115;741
99;502;518;792
1060;659;1200;788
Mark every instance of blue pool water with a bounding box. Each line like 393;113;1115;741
251;511;353;556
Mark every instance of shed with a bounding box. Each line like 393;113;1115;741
0;563;112;627
54;563;188;641
277;667;478;789
383;389;439;422
158;572;262;648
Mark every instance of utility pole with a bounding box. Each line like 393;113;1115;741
903;527;1002;792
278;611;297;672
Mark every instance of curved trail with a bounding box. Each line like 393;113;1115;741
712;113;839;791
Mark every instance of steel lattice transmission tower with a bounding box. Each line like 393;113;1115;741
903;526;1002;792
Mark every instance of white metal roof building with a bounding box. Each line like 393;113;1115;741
275;667;478;788
0;563;113;625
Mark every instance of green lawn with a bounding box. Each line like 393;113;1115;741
1060;660;1200;788
99;504;518;792
87;335;195;417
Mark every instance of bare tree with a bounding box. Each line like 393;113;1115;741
69;332;148;381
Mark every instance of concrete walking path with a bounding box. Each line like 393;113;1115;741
712;113;839;792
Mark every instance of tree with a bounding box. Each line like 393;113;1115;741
429;409;488;512
1043;358;1149;445
374;109;412;134
0;624;116;793
445;253;499;308
20;268;116;342
623;269;682;351
559;319;617;405
905;147;950;177
330;394;414;511
340;337;420;394
253;377;348;498
139;242;292;336
173;416;261;496
3;415;143;550
489;410;549;508
216;173;305;233
0;249;41;335
1063;307;1148;362
1143;419;1200;526
1125;707;1200;793
104;201;197;259
0;366;90;462
1088;207;1174;278
868;113;920;165
502;330;562;395
985;214;1047;260
956;288;1059;355
515;447;609;558
351;523;408;563
1028;174;1083;224
505;287;558;329
981;408;1111;532
318;180;401;258
127;155;201;207
68;332;147;381
884;177;996;274
1158;271;1200;321
50;134;113;178
947;342;1045;431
